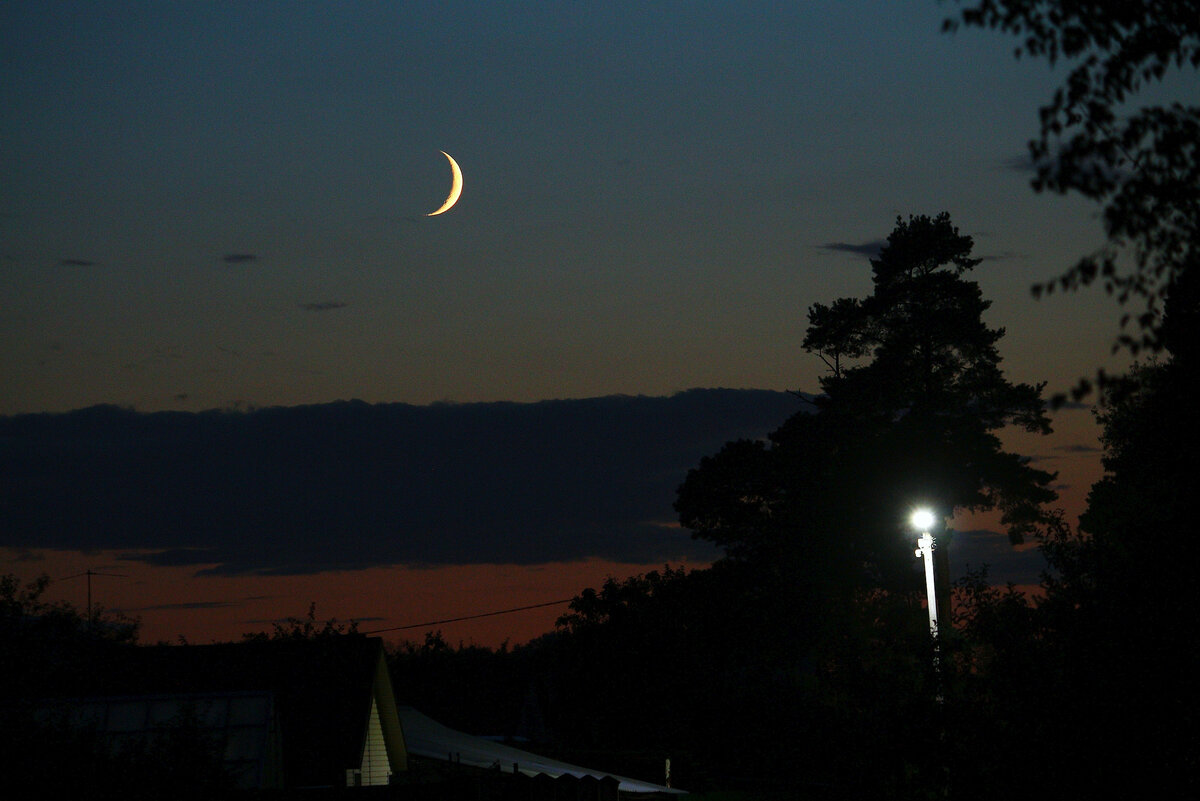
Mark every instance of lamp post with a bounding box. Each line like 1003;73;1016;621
910;506;946;709
910;508;939;643
912;507;950;795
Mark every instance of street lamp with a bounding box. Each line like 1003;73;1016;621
911;507;943;704
910;508;950;793
910;507;939;643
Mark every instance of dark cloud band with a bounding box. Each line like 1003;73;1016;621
0;390;801;576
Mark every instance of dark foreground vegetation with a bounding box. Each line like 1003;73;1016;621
3;3;1197;799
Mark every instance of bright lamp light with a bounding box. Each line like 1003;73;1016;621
911;508;936;531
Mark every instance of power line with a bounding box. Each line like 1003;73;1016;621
59;569;128;624
362;598;574;635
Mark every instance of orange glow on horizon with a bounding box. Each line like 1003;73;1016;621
0;549;710;649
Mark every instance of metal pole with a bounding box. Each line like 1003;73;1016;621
915;532;939;640
915;530;943;704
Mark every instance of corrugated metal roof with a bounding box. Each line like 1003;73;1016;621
397;706;685;794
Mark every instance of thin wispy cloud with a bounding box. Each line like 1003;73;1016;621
999;150;1125;183
817;240;886;258
1054;443;1102;454
59;258;96;266
222;253;258;264
1000;153;1038;173
300;301;348;312
978;250;1028;263
124;600;241;612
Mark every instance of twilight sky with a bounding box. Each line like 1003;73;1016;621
3;1;1181;646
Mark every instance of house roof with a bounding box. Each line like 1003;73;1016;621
38;636;401;788
398;706;685;795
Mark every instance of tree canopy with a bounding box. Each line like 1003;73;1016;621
677;214;1056;606
946;1;1200;367
805;213;1049;436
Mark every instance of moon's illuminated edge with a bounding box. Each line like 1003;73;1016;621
427;151;463;216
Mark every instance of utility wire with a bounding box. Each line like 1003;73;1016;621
59;569;128;624
362;598;574;635
50;572;575;637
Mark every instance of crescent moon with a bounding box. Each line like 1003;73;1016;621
426;151;463;216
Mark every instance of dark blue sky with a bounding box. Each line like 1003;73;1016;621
1;1;1135;414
